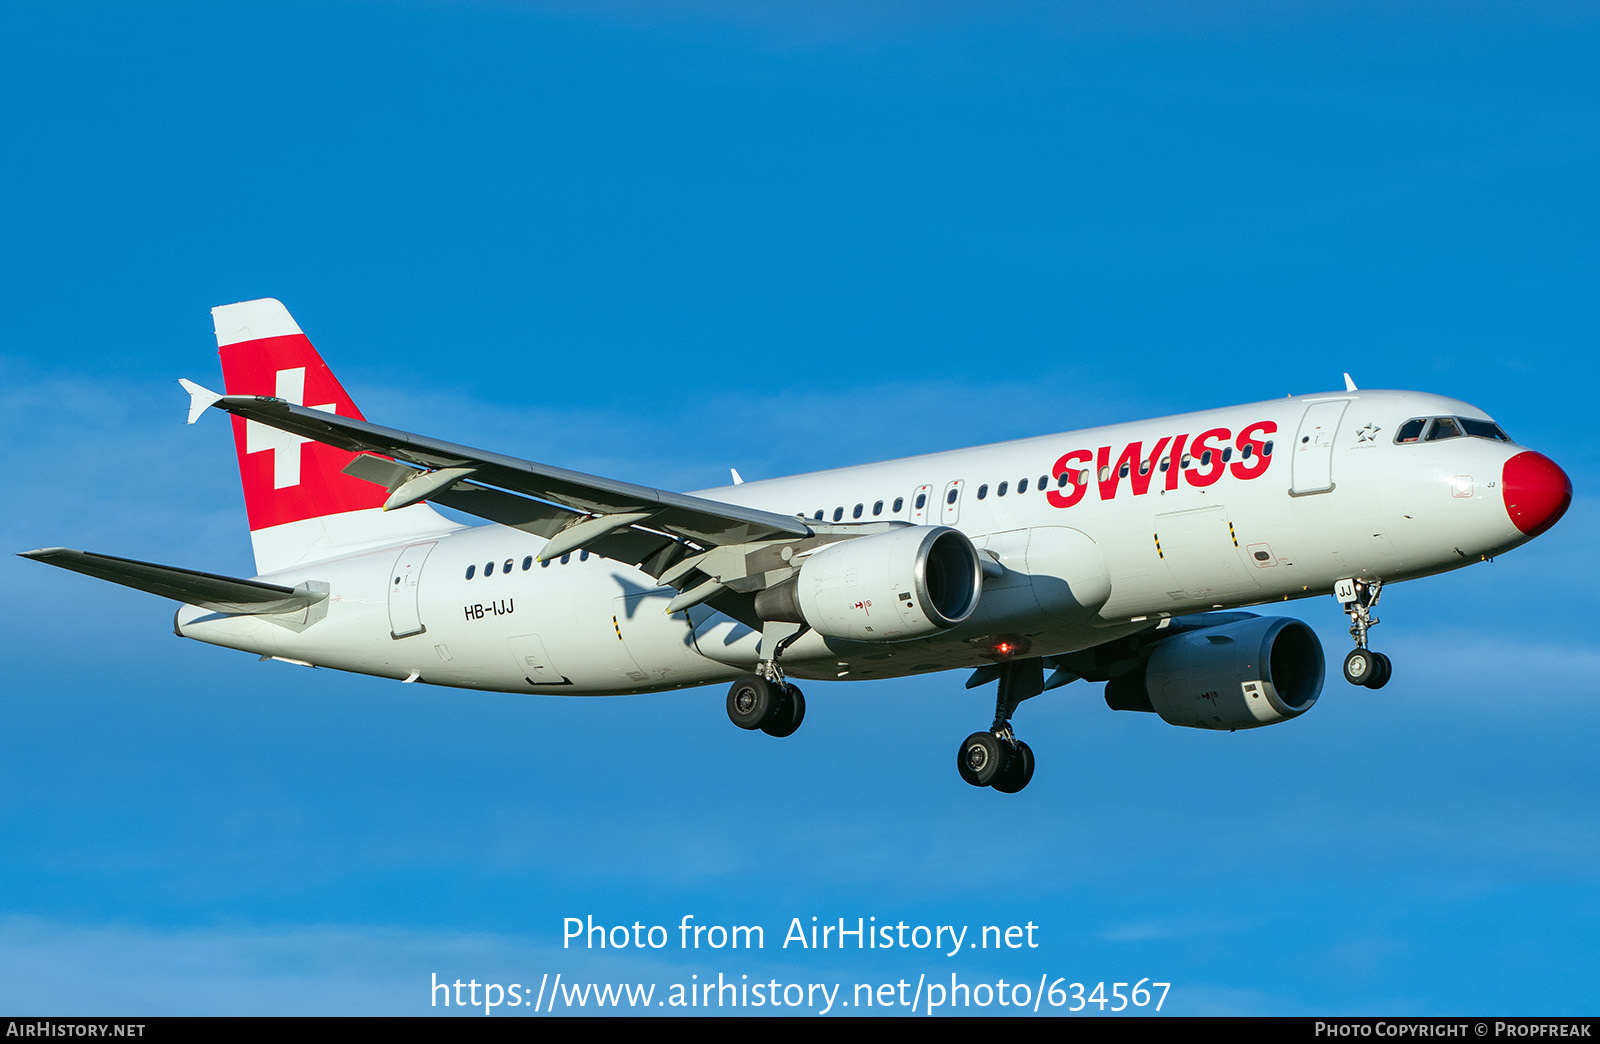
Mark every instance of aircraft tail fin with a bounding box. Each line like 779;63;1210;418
210;299;458;574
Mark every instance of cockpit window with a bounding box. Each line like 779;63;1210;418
1397;415;1512;445
1458;417;1511;442
1425;417;1462;441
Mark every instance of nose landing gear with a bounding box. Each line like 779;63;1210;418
1336;578;1391;689
1341;647;1391;688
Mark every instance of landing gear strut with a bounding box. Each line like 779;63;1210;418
725;623;807;737
1336;577;1391;689
956;658;1041;793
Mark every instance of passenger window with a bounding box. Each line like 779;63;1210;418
946;488;958;505
1116;464;1128;479
1263;441;1274;456
977;484;988;500
998;481;1009;497
560;553;571;565
873;500;883;516
1038;474;1048;490
504;559;513;573
833;507;844;521
1058;473;1070;486
522;556;533;570
465;564;476;580
541;558;550;568
484;561;495;576
1222;448;1232;463
915;493;927;510
579;551;589;561
1018;478;1029;494
893;497;904;512
814;510;824;520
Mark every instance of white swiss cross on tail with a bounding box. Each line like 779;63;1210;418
208;298;457;575
212;298;391;537
245;367;337;488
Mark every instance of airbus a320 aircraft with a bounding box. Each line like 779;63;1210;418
23;300;1572;793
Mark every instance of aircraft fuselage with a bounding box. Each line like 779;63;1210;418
176;387;1551;695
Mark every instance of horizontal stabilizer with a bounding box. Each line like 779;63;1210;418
18;548;327;615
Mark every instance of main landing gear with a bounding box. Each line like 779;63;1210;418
726;673;806;737
725;623;807;737
1336;577;1391;690
957;658;1042;793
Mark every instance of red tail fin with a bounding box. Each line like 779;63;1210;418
214;299;387;531
211;299;456;574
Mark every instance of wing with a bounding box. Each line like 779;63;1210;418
203;392;811;543
186;385;891;625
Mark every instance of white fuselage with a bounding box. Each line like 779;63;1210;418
175;389;1535;695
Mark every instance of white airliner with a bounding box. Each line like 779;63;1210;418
22;299;1572;792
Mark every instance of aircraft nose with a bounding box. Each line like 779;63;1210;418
1502;451;1572;538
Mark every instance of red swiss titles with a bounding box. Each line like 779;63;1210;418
1047;421;1276;509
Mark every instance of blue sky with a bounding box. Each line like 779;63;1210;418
2;0;1596;1016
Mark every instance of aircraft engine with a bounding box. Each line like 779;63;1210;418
754;525;983;642
1103;616;1325;730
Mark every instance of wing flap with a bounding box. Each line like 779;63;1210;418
341;454;687;574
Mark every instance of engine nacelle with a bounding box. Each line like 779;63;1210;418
755;525;983;642
1104;616;1324;730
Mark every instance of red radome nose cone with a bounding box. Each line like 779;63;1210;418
1502;451;1572;537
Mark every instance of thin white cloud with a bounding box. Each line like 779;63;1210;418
0;915;699;1015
